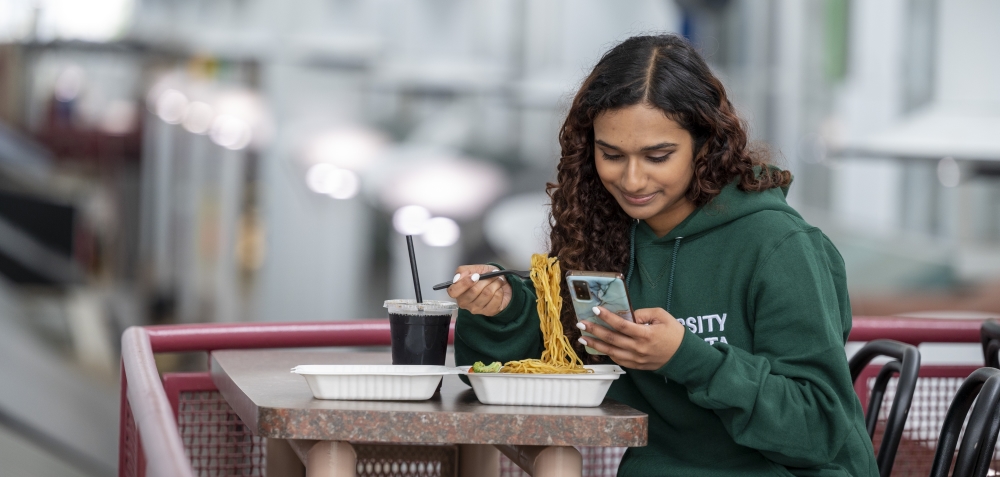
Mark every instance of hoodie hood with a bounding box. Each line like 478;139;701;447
646;177;798;243
625;176;797;311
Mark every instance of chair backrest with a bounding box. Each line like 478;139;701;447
980;320;1000;369
849;339;921;477
930;367;1000;477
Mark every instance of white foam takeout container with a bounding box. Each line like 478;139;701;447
461;364;625;407
292;365;461;401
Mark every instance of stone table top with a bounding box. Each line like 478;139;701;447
210;349;647;447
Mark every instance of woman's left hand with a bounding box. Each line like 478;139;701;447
577;307;687;370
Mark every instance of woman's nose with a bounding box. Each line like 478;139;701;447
621;158;645;191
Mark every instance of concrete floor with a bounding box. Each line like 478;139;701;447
0;281;118;476
0;425;93;477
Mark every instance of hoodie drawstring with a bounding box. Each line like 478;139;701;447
625;220;637;287
665;237;683;313
625;221;683;313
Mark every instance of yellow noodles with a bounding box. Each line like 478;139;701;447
501;254;591;374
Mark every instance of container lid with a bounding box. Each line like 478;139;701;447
292;364;461;376
459;364;625;379
384;299;458;313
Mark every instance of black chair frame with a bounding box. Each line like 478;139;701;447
980;320;1000;369
930;367;1000;477
849;339;921;477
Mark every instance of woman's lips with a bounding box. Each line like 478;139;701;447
621;192;657;205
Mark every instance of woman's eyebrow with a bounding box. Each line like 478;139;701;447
640;142;678;151
595;139;621;150
595;139;678;152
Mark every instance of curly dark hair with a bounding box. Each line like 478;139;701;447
548;34;791;361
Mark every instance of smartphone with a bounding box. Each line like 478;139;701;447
565;270;635;355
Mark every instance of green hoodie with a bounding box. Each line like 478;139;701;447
454;180;879;476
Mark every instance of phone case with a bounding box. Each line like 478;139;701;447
565;271;634;355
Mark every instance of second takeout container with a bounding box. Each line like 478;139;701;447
461;365;625;407
292;365;460;401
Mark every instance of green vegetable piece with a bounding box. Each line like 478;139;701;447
472;361;502;373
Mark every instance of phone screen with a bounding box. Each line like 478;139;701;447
565;271;634;354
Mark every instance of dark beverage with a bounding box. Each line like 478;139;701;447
384;300;457;366
388;313;451;365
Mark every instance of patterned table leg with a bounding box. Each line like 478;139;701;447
534;446;582;477
288;440;357;477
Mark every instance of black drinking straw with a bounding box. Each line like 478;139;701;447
405;235;423;303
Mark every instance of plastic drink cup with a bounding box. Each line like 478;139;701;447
384;300;457;366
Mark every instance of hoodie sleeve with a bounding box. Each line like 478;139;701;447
453;274;545;382
656;229;858;468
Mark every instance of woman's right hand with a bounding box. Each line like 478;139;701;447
447;264;513;317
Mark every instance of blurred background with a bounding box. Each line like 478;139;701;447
0;0;997;474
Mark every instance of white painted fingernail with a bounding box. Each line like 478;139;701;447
575;322;586;330
578;337;588;346
471;273;480;282
592;306;601;316
453;273;461;283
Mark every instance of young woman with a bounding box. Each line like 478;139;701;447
447;34;877;476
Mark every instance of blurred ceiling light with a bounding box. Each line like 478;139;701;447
327;169;360;200
146;77;272;149
392;205;432;235
937;157;960;188
213;90;273;149
99;100;137;135
306;164;360;200
379;154;507;221
182;101;215;134
38;0;134;42
156;89;188;124
306;163;337;194
146;71;185;114
210;114;252;150
53;65;86;102
421;217;460;247
304;127;387;172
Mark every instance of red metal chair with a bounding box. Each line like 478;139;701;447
851;316;988;476
119;320;397;477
